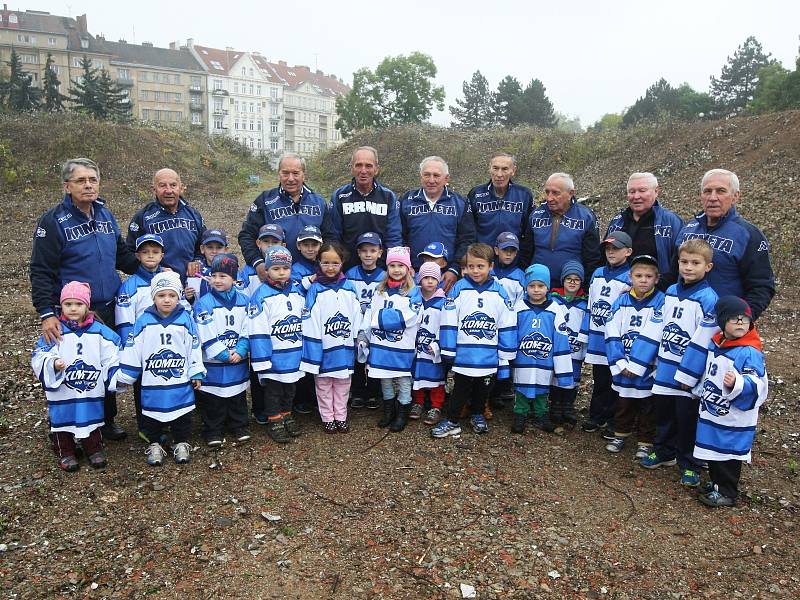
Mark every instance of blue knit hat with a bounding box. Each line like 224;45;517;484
264;245;293;268
560;260;584;283
525;264;551;287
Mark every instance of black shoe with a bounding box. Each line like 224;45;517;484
350;396;366;409
101;422;127;441
581;419;605;433
532;416;555;433
88;450;108;469
267;420;291;444
283;416;301;437
233;428;251;442
389;404;411;433
378;399;396;428
365;397;380;410
601;427;617;441
511;414;527;434
294;403;313;415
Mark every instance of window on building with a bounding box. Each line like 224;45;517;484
142;108;150;120
213;98;223;112
191;75;201;87
271;87;278;101
20;53;37;64
271;121;278;133
249;68;254;77
48;37;57;46
234;100;239;112
175;93;182;103
213;79;223;90
258;139;262;149
17;34;35;43
173;74;181;84
242;67;246;76
80;38;89;49
118;68;130;79
233;82;239;94
191;112;201;125
257;85;261;96
249;84;254;95
214;118;224;129
271;140;278;151
257;120;262;131
250;122;254;131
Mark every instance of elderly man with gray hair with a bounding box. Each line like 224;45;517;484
605;172;684;290
398;156;476;292
519;172;601;286
30;157;139;439
673;168;775;319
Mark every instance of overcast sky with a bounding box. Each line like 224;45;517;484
25;0;800;126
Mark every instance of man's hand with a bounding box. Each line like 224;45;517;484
54;359;66;371
723;371;736;388
229;351;243;364
191;380;202;390
256;263;269;283
42;316;62;344
442;271;458;293
183;286;195;301
186;261;201;277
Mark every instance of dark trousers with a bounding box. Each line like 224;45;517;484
613;395;656;443
447;373;492;422
92;302;119;423
653;394;701;470
50;428;103;458
196;390;248;438
141;412;192;445
133;379;144;430
249;369;266;417
588;364;618;426
351;361;380;400
295;373;317;411
708;459;743;499
262;379;296;418
549;386;578;424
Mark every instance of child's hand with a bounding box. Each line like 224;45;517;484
621;369;635;378
54;359;66;371
680;383;690;390
191;380;202;390
723;371;736;388
229;351;242;364
183;286;195;301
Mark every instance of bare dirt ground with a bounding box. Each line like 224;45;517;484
2;116;800;599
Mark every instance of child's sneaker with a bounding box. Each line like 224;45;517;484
581;419;605;433
173;442;191;464
635;444;651;460
431;419;462;438
640;452;677;469
680;469;701;487
699;489;735;508
350;396;366;409
283;415;301;437
254;413;268;425
58;455;80;472
470;414;489;434
697;481;715;495
601;427;617;441
145;443;166;467
88;450;108;469
267;420;292;443
511;414;527;434
365;397;380;410
334;420;350;433
605;437;625;453
322;421;337;434
206;437;224;448
233;428;251;442
423;407;441;425
409;404;424;420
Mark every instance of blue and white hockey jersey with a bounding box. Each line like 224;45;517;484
300;279;362;378
115;266;192;341
345;265;386;315
248;281;305;383
186;257;212;300
193;289;251;397
512;297;573;397
361;286;423;379
291;256;316;285
118;305;205;422
413;294;447;390
440;276;516;377
579;264;631;365
31;318;120;437
627;278;718;397
605;290;666;398
236;263;262;298
551;290;588;383
674;328;767;462
492;264;526;307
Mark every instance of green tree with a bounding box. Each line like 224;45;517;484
555;112;582;133
493;75;524;127
623;79;712;126
749;62;799;113
41;52;66;112
710;36;775;112
517;78;557;128
591;113;623;131
449;70;495;128
97;68;132;120
335;52;445;137
69;56;104;117
0;49;41;111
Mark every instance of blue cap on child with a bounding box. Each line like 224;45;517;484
135;233;164;250
258;223;285;242
495;232;520;250
525;264;551;287
202;229;228;246
356;232;382;247
418;242;448;259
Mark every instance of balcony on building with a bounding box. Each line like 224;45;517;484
190;104;204;112
212;108;229;116
211;88;229;96
117;77;134;87
189;84;203;93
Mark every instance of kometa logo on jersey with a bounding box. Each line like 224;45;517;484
145;349;186;380
324;312;352;338
591;300;612;327
519;331;552;359
559;322;581;353
660;322;690;356
217;330;239;349
700;380;730;416
460;311;496;340
416;327;436;354
272;314;302;342
63;359;101;392
621;331;639;354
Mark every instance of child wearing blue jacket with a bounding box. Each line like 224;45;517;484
237;224;285;297
359;246;423;433
193;254;251;447
510;264;573;434
675;296;768;507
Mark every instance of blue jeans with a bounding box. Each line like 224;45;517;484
381;376;412;406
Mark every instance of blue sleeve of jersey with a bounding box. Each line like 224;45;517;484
215;349;230;362
235;337;249;357
730;350;766;411
675;339;709;388
439;297;458;360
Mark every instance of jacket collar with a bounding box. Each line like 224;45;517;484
410;186;453;202
713;325;763;351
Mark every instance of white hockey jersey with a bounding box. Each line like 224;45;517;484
413;294;447;390
579;264;631;366
115;266;191;341
361;286;423;379
248;281;305;383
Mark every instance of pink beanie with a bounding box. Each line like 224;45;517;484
418;262;441;282
60;281;91;306
386;246;413;271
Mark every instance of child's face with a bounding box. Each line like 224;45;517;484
494;246;518;266
201;241;226;262
419;276;439;296
387;262;408;282
153;290;179;316
527;281;549;303
357;243;382;269
465;255;492;284
723;315;751;340
630;264;659;296
604;244;632;267
61;299;88;321
421;254;448;269
136;243;164;271
298;239;322;261
678;251;713;284
210;272;235;292
257;236;283;253
267;264;291;283
562;274;582;295
319;249;343;278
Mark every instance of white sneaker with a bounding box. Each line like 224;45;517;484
145;443;166;466
173;442;192;464
635;444;651;459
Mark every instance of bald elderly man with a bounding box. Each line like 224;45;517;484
126;168;206;278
